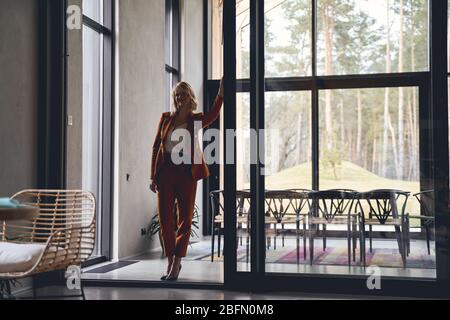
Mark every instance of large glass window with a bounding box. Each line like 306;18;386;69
319;87;421;216
317;0;429;75
210;0;251;79
83;0;104;24
264;91;312;190
82;0;112;258
265;0;312;77
82;26;103;245
209;0;436;280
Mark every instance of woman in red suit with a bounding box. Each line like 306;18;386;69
150;78;224;281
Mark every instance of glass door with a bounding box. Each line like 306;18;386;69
219;0;450;297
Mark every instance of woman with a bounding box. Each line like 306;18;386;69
150;78;224;281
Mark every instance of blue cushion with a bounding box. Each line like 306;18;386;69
0;198;21;209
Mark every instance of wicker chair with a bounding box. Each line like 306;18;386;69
0;190;96;299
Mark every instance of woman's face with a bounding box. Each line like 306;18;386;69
175;90;192;110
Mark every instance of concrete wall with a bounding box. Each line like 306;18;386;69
0;0;39;197
0;0;38;295
116;0;166;259
180;0;205;239
0;0;82;194
114;0;206;259
66;0;83;190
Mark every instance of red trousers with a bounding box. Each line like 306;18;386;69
156;161;197;258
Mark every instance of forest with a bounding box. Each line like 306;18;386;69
231;0;428;197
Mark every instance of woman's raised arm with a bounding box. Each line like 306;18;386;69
200;77;224;128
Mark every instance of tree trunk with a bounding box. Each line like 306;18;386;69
322;2;334;149
388;112;400;178
297;112;303;164
356;89;362;164
382;0;391;178
409;0;418;181
398;0;405;180
340;98;345;142
407;89;414;180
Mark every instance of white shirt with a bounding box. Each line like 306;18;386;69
164;123;190;155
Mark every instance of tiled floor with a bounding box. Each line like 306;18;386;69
82;237;436;283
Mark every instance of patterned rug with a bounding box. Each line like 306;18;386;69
194;245;436;269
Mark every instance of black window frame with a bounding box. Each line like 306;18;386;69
206;0;450;298
165;0;181;111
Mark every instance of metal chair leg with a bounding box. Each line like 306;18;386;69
218;228;222;258
303;219;307;260
80;281;86;300
296;220;300;264
406;217;411;256
274;224;277;250
347;221;351;266
361;222;366;267
323;224;327;251
395;224;406;269
211;224;216;262
352;220;357;262
246;235;249;264
425;224;431;255
309;225;314;265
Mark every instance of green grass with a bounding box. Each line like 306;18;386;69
242;161;422;226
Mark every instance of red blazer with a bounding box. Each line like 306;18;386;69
151;95;223;183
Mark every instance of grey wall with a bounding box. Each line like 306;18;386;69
180;0;205;239
0;0;39;197
116;0;166;259
0;0;82;195
114;0;206;259
66;0;83;190
0;0;39;295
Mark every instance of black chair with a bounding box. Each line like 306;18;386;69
209;190;251;262
308;190;360;266
412;190;435;255
264;190;312;263
357;189;410;268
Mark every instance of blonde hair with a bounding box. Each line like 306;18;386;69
172;81;198;113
